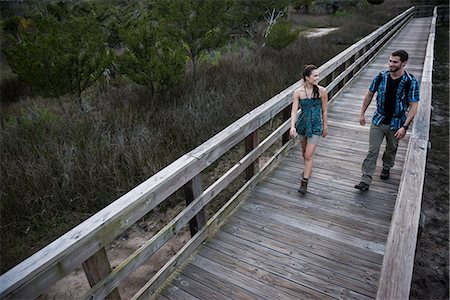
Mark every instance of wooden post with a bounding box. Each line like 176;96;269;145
82;248;121;300
184;175;206;236
282;106;291;145
245;130;260;180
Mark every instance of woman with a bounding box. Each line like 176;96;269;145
289;65;328;194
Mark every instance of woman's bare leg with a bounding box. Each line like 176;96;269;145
301;140;307;160
303;142;317;179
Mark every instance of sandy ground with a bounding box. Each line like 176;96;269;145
305;27;339;38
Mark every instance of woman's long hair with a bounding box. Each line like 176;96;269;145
303;64;319;98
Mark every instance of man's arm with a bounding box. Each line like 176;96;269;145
359;91;375;126
394;101;418;139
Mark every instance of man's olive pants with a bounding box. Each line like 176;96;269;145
361;124;399;184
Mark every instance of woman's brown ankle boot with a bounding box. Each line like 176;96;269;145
298;178;308;194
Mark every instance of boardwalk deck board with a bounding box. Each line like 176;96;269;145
152;17;432;299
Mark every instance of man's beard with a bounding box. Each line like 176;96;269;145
390;65;401;72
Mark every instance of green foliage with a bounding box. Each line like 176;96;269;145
230;0;292;30
155;0;233;79
2;7;112;108
311;0;362;14
267;21;300;50
4;106;60;139
118;23;186;95
293;0;315;13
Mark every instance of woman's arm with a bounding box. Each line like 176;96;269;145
319;86;328;137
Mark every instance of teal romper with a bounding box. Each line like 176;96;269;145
295;97;323;142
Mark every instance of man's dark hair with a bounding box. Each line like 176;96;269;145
391;49;409;62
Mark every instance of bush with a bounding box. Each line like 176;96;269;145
0;75;33;104
267;21;300;50
311;0;361;14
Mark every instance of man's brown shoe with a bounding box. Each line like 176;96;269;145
380;168;390;180
354;181;369;191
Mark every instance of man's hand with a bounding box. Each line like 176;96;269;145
359;114;366;126
394;127;407;139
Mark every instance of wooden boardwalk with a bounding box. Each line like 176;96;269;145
152;17;432;300
151;17;432;300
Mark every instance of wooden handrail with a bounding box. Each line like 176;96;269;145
0;7;415;300
376;6;437;300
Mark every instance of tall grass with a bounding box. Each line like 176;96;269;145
0;0;411;274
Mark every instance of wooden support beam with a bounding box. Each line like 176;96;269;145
184;175;206;236
282;106;291;145
82;248;121;300
245;131;260;179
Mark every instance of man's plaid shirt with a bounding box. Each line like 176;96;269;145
369;70;420;130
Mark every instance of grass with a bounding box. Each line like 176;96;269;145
0;0;412;274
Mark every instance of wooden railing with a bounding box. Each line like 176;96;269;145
0;7;416;300
376;6;437;300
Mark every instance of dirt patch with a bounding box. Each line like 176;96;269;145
305;27;339;38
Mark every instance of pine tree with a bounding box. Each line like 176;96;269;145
3;9;112;110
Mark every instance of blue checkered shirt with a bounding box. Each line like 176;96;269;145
369;70;420;130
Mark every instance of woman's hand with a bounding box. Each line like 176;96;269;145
289;127;297;138
322;126;328;137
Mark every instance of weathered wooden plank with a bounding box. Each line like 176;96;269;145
249;181;391;231
249;184;390;235
159;283;199;300
284;146;406;173
152;292;171;300
191;255;307;300
221;215;383;272
179;264;262;300
170;272;231;300
184;175;206;236
202;240;374;299
260;177;393;220
245;130;259;180
412;78;432;141
82;248;121;300
280;157;403;188
210;233;378;298
376;139;428;299
270;166;401;199
214;227;380;286
278;159;402;191
240;194;388;243
237;196;386;254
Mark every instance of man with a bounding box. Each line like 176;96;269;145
354;49;420;191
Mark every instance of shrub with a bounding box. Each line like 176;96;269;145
266;21;300;50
